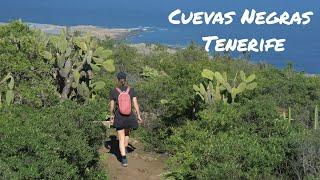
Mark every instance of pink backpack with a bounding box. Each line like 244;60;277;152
116;86;132;115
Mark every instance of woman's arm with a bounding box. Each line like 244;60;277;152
133;97;143;123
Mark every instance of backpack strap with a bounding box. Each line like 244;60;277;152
125;86;130;93
115;86;130;93
115;87;122;93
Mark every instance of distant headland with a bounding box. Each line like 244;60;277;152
0;22;142;40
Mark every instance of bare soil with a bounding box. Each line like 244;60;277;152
100;135;167;180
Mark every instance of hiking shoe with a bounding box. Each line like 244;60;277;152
121;158;128;167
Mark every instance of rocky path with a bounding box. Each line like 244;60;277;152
100;135;167;180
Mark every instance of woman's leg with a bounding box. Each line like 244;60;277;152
124;129;130;147
125;136;129;147
117;129;126;156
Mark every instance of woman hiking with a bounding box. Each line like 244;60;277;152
109;71;143;167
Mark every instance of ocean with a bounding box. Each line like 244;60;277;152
0;0;319;73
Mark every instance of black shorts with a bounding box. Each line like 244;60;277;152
113;111;138;131
114;122;138;131
115;127;135;131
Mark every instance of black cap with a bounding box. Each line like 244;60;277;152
117;71;127;80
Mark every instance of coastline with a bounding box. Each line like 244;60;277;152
0;21;180;55
0;22;142;40
0;21;318;76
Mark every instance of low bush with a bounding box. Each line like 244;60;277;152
0;101;107;179
164;97;307;179
0;21;58;108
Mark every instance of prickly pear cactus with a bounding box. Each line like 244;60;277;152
239;71;257;90
42;31;115;101
194;70;225;104
195;69;257;104
0;73;15;106
219;71;257;103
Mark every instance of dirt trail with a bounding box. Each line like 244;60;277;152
100;135;167;180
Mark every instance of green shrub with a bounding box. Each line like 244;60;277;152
175;42;209;62
164;97;304;179
0;21;58;107
288;130;320;178
255;68;320;108
0;101;107;179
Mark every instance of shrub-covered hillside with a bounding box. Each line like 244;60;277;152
1;21;320;179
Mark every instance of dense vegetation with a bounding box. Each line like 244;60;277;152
1;21;320;179
0;22;111;179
